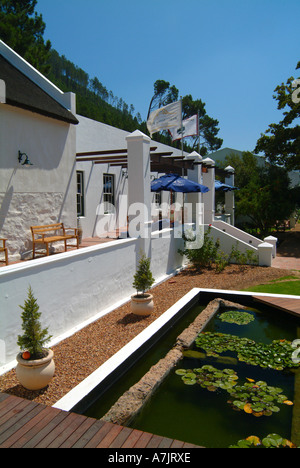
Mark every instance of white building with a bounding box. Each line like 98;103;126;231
0;40;79;261
0;40;276;369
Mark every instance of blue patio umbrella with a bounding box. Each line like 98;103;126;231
151;173;209;193
215;179;238;192
151;173;209;227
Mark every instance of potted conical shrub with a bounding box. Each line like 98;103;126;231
16;286;54;390
131;253;155;316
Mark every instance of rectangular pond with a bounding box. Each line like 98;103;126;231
126;299;300;448
73;290;300;448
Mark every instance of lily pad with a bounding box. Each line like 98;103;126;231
195;332;300;370
219;310;255;325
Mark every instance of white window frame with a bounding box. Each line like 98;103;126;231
103;173;115;214
76;170;85;217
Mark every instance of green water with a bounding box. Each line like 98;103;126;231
127;305;300;448
84;303;206;420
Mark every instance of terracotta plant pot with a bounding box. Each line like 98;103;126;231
131;293;154;316
16;349;55;390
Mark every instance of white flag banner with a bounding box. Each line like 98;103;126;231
147;100;182;137
169;114;198;141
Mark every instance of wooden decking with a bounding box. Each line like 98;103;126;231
253;295;300;316
0;393;201;449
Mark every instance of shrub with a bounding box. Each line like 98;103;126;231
17;286;52;359
133;253;155;297
179;226;258;271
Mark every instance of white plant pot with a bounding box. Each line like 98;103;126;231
16;349;55;390
131;293;154;316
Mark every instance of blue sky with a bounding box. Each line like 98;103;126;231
36;0;299;153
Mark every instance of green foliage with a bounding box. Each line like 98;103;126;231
179;226;258;271
175;365;238;391
230;433;297;448
229;242;259;266
255;60;300;171
242;279;300;296
132;253;155;296
17;286;52;359
179;226;220;270
227;379;292;417
224;151;297;234
0;5;222;150
219;310;255;325
175;367;293;417
0;0;51;74
195;332;300;371
46;49;148;135
147;79;223;155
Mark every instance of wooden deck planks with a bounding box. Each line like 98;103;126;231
253;296;300;316
0;393;201;448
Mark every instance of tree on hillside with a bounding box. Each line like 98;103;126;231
224;152;297;234
0;0;51;73
255;60;300;171
147;80;179;118
147;80;222;155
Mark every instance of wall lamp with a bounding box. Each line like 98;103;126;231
18;151;33;166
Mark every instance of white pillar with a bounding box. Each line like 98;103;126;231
225;165;235;226
126;130;152;258
264;235;277;258
258;242;273;267
186;151;203;224
202;157;215;224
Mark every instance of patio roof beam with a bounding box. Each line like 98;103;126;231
76;155;127;162
93;159;127;165
76;147;158;157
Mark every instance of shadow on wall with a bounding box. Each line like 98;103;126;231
0;185;13;232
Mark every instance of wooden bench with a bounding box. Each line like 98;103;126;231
31;223;79;259
0;238;8;265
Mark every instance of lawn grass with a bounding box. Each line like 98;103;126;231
242;275;300;295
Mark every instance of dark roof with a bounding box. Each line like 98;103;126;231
0;55;78;125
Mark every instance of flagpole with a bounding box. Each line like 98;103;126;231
180;97;184;159
180;97;185;182
198;110;200;154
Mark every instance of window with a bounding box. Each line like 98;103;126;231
155;192;161;206
76;171;85;217
103;173;115;213
170;191;176;206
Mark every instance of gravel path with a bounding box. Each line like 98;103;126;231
0;263;292;407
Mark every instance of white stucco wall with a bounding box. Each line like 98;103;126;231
0;226;185;370
75;115;188;240
76;160;128;238
0;237;139;368
0;104;77;260
151;228;185;279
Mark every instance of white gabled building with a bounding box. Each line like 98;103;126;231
0;40;79;261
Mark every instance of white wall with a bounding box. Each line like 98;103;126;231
76;160;128;238
151;228;184;280
212;220;262;248
0;105;77;260
0;237;139;368
208;224;258;258
75;115;188;240
0;229;185;370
